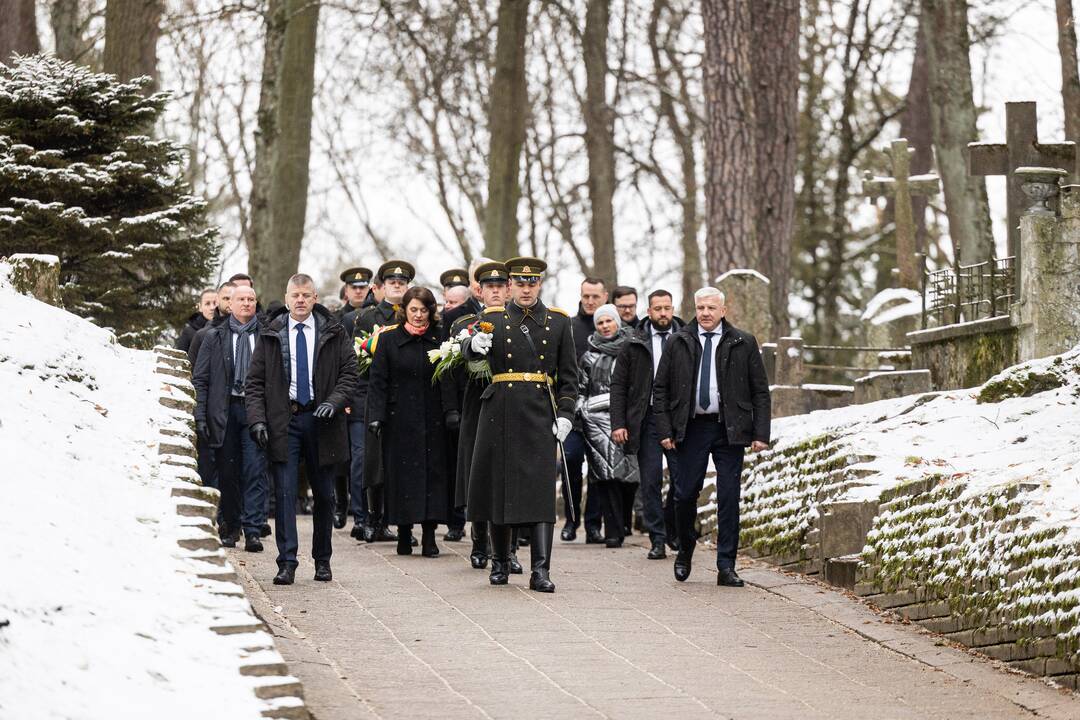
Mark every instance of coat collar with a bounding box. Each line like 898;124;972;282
507;299;548;325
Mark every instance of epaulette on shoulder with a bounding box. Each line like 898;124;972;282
547;306;569;317
483;306;505;314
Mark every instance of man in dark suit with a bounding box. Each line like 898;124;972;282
192;285;268;551
610;289;684;560
245;273;359;585
653;287;770;587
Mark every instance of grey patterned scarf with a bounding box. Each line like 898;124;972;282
229;315;259;395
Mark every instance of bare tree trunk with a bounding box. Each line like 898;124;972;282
50;0;83;61
750;0;799;337
1056;0;1080;146
702;0;756;277
102;0;163;90
921;0;993;266
583;0;617;283
0;0;41;60
249;0;286;287
250;0;319;297
483;0;529;261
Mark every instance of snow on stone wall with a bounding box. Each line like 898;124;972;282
0;264;308;718
708;343;1080;684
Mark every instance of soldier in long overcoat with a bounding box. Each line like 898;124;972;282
464;257;578;592
441;261;510;569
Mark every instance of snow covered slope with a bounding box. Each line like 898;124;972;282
0;266;294;718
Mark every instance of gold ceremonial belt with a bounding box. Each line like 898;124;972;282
491;372;552;384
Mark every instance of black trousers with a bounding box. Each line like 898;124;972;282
596;480;636;542
674;415;744;570
639;412;678;543
271;410;335;567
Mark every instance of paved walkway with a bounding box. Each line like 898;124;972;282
233;520;1080;720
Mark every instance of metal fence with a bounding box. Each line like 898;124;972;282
923;256;1015;327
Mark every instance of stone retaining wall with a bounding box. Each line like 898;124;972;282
153;345;312;719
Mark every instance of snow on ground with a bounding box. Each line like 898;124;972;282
771;345;1080;541
0;269;264;718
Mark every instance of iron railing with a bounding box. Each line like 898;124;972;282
923;256;1015;327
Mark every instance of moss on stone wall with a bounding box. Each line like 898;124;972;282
911;327;1019;391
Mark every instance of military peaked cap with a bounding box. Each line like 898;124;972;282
377;260;416;282
340;267;373;286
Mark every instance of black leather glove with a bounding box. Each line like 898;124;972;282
195;420;209;441
249;422;269;449
444;410;461;431
314;402;336;419
367;421;382;438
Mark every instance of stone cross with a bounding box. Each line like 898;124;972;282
968;101;1076;261
862;138;941;289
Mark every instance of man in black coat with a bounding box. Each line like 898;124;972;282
464;257;578;593
653;287;770;588
352;260;414;543
187;281;234;365
245;274;360;586
176;288;218;353
192;286;268;552
610;289;683;561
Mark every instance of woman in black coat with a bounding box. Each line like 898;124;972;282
366;286;453;557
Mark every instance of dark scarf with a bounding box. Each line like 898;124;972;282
588;326;632;356
229;315;259;395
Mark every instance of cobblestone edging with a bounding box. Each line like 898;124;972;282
153;345;311;719
708;407;1080;688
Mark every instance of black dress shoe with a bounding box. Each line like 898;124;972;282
470;550;489;569
314;561;332;582
410;534;419;547
260;523;272;538
444;527;465;542
397;535;413;556
529;570;555;593
674;558;692;582
585;528;604;545
666;537;680;552
244;534;264;553
647;539;666;560
717;568;745;587
605;538;623;548
372;525;396;542
273;564;296;585
508;552;523;574
333;511;347;529
560;524;577;542
350;524;364;540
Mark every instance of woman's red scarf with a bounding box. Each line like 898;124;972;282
404;321;429;337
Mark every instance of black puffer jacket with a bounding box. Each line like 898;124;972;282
176;312;208;353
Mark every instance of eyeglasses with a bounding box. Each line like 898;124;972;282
615;303;636;311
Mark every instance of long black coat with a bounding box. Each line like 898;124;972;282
609;319;684;453
441;312;490;507
464;301;578;525
245;305;360;466
652;319;771;447
192;318;266;447
187;312;227;365
366;323;452;524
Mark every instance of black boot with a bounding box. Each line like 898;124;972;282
509;527;523;574
489;524;512;585
470;521;490;569
396;524;413;555
421;521;440;557
528;522;556;593
673;500;697;582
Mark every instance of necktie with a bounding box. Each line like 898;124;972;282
296;323;311;405
698;332;715;411
658;331;668;352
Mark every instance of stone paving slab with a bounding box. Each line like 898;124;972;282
232;519;1080;719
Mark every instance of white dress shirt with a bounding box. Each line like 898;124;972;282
695;325;722;415
288;315;316;402
649;325;671;377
